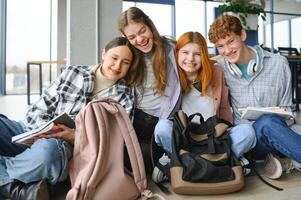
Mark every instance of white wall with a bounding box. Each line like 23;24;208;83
57;0;66;71
58;0;122;66
67;0;98;65
98;0;122;62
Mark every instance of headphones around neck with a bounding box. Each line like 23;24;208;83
227;48;260;78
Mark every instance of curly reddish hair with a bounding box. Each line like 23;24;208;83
208;15;243;44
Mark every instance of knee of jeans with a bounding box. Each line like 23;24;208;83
230;124;256;157
232;124;256;144
31;138;61;166
254;114;283;128
154;119;173;142
241;124;256;145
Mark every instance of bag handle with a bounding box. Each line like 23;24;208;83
112;102;147;193
141;190;166;200
187;114;218;154
188;113;205;124
186;113;205;146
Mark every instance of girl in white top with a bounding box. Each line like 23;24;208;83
155;32;256;161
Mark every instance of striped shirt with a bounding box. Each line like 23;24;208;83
218;46;292;124
23;65;133;131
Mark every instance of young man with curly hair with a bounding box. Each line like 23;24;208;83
208;15;301;180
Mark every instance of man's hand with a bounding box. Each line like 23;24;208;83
40;124;75;145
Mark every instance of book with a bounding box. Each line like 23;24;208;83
12;113;75;145
239;107;294;121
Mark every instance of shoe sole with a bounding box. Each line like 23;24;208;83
263;155;283;179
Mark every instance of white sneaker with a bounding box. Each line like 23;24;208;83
239;157;251;176
263;153;301;180
152;154;170;183
263;153;283;179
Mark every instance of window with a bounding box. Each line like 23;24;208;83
205;1;222;47
175;0;204;39
123;1;173;37
265;20;289;50
291;17;301;51
274;20;289;49
5;0;57;94
257;16;265;46
123;0;221;52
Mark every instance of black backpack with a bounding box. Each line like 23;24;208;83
170;111;245;195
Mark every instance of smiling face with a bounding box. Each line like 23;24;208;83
123;22;154;53
177;42;202;77
214;31;247;64
101;45;133;81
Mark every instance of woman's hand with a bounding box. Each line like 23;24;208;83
40;124;75;145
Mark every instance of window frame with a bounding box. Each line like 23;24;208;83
0;0;6;95
123;0;175;5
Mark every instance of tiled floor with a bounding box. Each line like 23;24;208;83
0;95;301;200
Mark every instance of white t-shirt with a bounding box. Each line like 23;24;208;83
181;86;215;123
137;54;164;117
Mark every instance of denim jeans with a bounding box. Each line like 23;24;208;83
0;114;72;186
154;118;256;158
0;114;27;157
253;114;301;163
154;119;173;153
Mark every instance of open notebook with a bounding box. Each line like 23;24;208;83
239;107;294;121
12;113;75;145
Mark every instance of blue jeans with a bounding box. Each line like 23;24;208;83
0;114;27;157
253;114;301;163
154;119;256;158
0;114;72;186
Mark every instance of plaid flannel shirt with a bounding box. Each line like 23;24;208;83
23;65;133;131
218;46;292;124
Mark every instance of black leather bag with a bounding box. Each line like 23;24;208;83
170;111;245;195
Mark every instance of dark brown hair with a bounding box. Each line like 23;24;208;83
104;36;142;87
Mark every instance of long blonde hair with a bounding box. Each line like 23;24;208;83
176;32;213;95
118;7;168;95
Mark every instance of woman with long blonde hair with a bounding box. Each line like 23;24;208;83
118;7;181;173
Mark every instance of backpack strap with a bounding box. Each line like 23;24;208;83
111;100;147;193
141;190;166;200
113;101;168;198
245;150;283;191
